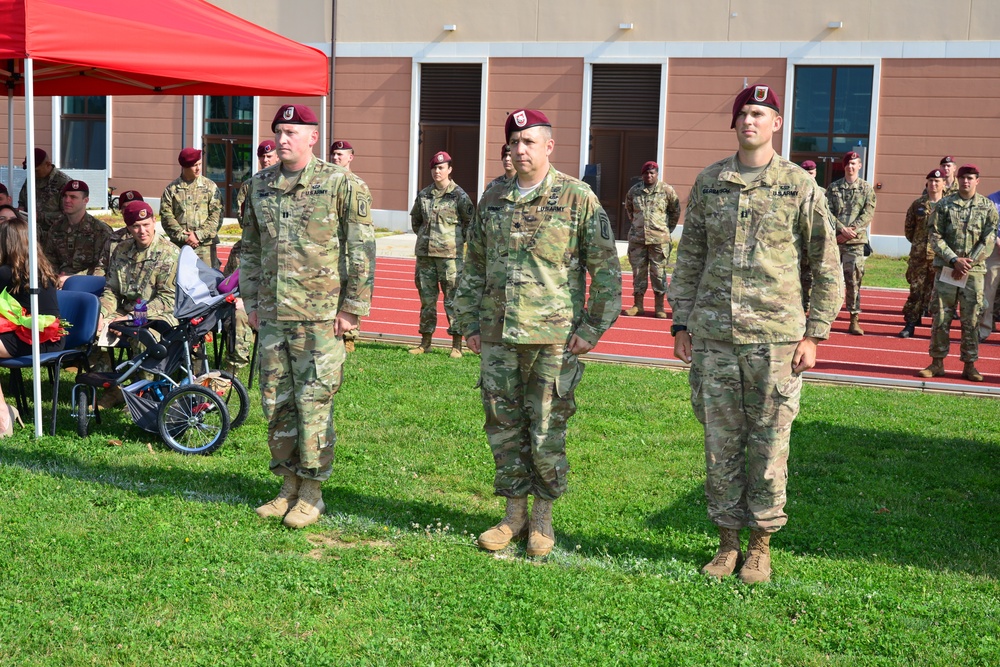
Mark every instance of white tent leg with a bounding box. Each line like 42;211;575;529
25;57;43;438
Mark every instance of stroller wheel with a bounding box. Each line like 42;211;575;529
200;370;250;429
157;385;230;455
75;386;90;437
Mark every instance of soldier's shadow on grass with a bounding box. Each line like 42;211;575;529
647;419;1000;578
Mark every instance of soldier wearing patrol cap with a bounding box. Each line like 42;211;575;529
898;169;947;338
44;179;113;285
486;144;516;191
828;150;877;335
669;84;842;584
623;161;680;318
17;147;72;241
242;103;375;529
919;163;998;382
160;147;223;269
455;108;622;558
409;150;475;358
329;139;374;354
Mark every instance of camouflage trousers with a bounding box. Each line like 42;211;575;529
414;256;462;335
258;320;345;481
902;253;936;325
839;244;867;314
626;239;671;297
978;243;1000;339
929;272;984;362
222;306;253;372
479;341;584;501
689;337;801;534
225;240;242;275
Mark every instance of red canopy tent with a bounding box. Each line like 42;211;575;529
1;0;331;435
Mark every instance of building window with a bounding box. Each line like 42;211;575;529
61;96;107;169
204;96;254;217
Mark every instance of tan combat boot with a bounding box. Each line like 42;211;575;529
623;295;644;317
409;333;433;355
847;314;864;336
282;478;325;529
701;527;742;579
255;473;300;519
654;293;667;319
449;334;463;359
526;497;555;557
738;530;772;584
917;358;945;378
477;496;529;551
344;339;355;353
962;362;984;382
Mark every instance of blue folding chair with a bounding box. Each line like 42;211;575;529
62;275;107;297
0;290;100;435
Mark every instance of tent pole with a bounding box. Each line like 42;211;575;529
24;58;43;437
320;96;328;161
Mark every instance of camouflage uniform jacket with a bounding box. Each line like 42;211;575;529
236;178;252;227
410;182;474;258
929;192;998;273
100;232;179;325
904;195;940;262
486;174;513;192
44;213;113;276
624;180;681;245
18;167;72;238
99;227;131;274
159;175;223;247
240;156;376;322
453;166;622;346
827;177;876;245
668;154;843;344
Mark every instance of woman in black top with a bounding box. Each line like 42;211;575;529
0;216;65;435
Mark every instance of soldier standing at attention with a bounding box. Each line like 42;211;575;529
668;85;842;584
622;161;680;318
409;151;475;358
17;148;71;241
486;144;516;191
939;156;959;195
454;109;622;558
330;139;374;354
828;150;876;335
898;169;946;338
44;180;113;285
232;140;279;275
241;104;375;529
160;148;223;269
918;164;998;382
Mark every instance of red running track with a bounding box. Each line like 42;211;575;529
362;257;1000;393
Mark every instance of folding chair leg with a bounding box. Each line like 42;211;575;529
50;367;62;436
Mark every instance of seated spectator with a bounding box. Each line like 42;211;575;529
100;190;144;272
0;217;66;435
44;180;113;286
0;204;19;224
0;183;11;207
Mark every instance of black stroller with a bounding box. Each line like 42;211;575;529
72;247;250;454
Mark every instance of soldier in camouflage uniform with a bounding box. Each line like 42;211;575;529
485;144;516;191
242;104;375;529
798;159;824;312
454;109;622;558
669;85;843;584
828;151;876;335
100;190;144;272
979;190;1000;342
623;161;680;318
409;151;475;358
898;170;946;338
918;164;998;382
160;148;223;269
330;140;373;354
44;180;113;284
17;148;72;241
939;156;959;195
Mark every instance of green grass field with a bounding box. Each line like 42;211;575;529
1;345;997;666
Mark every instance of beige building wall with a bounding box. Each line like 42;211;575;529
112;97;189;199
0;97;54;175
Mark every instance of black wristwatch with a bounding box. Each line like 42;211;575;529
671;324;688;336
949;257;957;267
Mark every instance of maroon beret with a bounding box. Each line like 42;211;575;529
505;109;552;141
801;160;817;170
122;201;154;226
330;140;353;152
257;140;276;157
730;84;781;129
60;179;89;196
271;104;319;132
842;151;861;165
430;151;452;167
642;161;658;173
178;147;202;168
118;189;143;204
940;156;955;165
22;147;48;169
500;144;511;157
926;169;944;180
957;163;980;178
